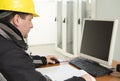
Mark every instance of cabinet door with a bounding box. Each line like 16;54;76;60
66;0;74;54
56;1;62;49
56;0;85;57
56;0;78;56
62;0;67;51
77;0;87;54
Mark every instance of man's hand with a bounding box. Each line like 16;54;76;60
81;74;92;81
45;55;58;64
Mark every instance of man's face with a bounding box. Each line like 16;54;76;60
17;14;33;38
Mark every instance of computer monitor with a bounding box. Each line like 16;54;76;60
79;18;118;67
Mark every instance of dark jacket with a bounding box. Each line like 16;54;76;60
0;20;85;81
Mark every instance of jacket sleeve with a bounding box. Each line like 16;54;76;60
64;76;86;81
31;55;47;68
0;48;48;81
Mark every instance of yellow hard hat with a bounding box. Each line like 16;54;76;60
0;0;39;17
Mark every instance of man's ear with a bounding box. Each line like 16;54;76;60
11;14;21;27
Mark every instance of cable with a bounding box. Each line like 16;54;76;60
110;71;120;78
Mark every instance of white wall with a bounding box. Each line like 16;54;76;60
28;0;57;45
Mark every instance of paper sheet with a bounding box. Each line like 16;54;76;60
36;64;96;81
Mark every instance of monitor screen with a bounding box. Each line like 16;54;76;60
79;19;118;66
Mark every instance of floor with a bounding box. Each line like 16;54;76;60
27;44;68;59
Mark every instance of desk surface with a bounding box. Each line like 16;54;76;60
96;60;120;81
40;60;120;81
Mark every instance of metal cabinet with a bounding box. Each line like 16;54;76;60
56;0;86;57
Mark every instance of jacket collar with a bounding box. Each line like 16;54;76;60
0;20;28;50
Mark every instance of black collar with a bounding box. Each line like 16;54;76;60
0;20;28;50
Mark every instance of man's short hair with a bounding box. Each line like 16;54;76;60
0;10;30;21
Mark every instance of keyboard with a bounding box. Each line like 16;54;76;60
69;57;113;77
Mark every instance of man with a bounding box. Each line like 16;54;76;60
0;0;92;81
